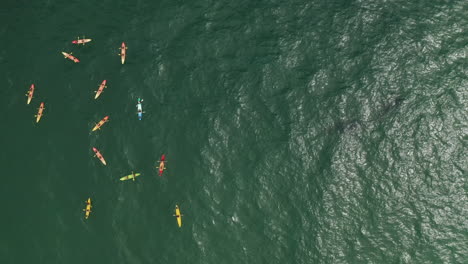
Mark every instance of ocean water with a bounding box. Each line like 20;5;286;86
0;0;466;263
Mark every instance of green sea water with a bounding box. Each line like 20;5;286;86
0;0;467;263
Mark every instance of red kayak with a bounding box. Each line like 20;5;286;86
92;147;107;165
62;52;80;63
157;154;166;176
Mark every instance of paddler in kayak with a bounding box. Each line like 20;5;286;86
62;52;80;63
83;198;92;219
120;171;141;181
136;98;143;120
92;116;109;131
72;37;92;45
26;84;34;105
173;205;183;227
118;42;127;64
35;102;45;123
92;147;107;165
94;80;107;99
157;154;167;176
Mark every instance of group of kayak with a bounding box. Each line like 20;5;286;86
62;37;127;64
83;202;182;227
27;37;137;123
28;36;183;227
26;84;45;123
27;88;143;123
117;155;167;179
83;154;181;227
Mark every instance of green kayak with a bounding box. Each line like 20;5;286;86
120;172;141;181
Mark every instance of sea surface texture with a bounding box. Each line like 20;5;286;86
0;0;466;263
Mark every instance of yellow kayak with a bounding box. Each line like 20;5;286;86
72;37;92;45
175;205;182;227
92;116;109;131
119;42;127;64
84;198;92;219
94;80;107;99
35;102;45;123
26;84;34;105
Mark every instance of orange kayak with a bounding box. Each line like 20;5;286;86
92;116;109;131
119;42;127;64
62;52;80;63
95;80;107;99
92;147;107;165
72;37;92;45
35;102;45;123
26;84;34;105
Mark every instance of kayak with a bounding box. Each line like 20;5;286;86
157;154;166;176
84;198;92;219
120;172;141;181
137;98;143;120
92;147;107;165
92;116;109;131
26;84;34;105
62;52;80;63
35;102;45;123
95;80;107;99
72;37;92;45
119;42;127;64
175;205;182;227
